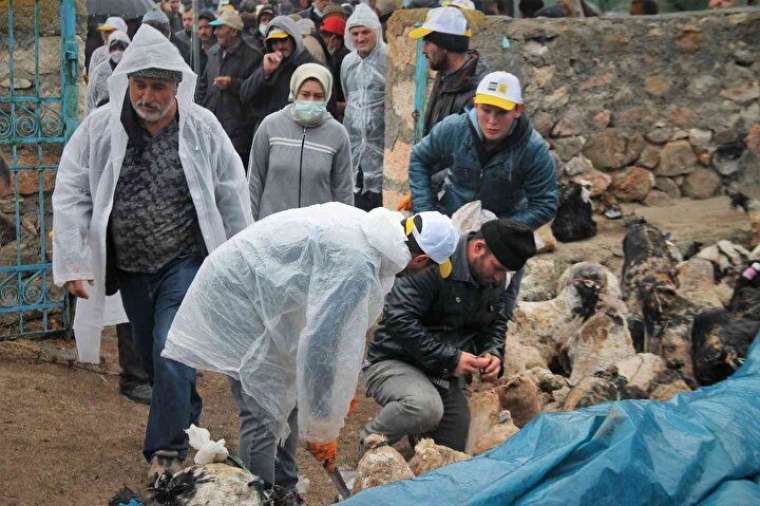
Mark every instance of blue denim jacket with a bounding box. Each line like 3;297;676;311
409;108;558;230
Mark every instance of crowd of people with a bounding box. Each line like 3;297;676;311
58;0;745;503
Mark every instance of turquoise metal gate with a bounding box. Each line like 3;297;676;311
0;0;79;339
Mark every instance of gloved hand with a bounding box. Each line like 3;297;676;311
396;193;413;211
306;440;338;472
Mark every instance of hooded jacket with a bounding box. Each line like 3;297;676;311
52;25;253;362
195;38;263;156
340;4;387;195
409;109;558;230
163;203;412;443
240;16;315;126
423;51;490;136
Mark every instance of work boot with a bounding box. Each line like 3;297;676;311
120;383;152;405
147;450;184;483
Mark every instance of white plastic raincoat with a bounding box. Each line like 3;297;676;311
52;25;253;363
86;31;131;113
340;4;387;195
163;203;411;443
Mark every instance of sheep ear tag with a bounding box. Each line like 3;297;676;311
439;259;453;279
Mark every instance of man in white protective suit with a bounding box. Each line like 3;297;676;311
162;203;459;505
52;24;252;481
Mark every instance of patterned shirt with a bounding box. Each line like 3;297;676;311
110;116;205;273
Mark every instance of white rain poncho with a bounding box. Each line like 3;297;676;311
340;4;387;195
163;203;411;443
52;25;252;363
87;17;128;77
86;30;130;113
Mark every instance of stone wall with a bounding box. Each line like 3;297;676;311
383;8;760;209
0;0;87;332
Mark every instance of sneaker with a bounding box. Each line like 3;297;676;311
120;383;153;405
147;450;184;483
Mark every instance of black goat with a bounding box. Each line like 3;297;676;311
551;182;597;243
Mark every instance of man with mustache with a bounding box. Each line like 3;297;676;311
52;25;252;482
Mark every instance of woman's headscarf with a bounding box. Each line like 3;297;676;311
288;62;333;103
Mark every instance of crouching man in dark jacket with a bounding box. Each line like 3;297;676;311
361;219;537;452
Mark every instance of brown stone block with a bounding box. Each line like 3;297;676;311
682;168;721;199
612;166;654;203
644;75;671;97
658;140;697;177
675;25;703;53
669;107;695;128
719;81;760;105
746;123;760;156
583;129;644;171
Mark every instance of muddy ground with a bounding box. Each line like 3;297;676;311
0;195;756;506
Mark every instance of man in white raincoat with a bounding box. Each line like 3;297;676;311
52;25;252;480
340;4;387;212
162;203;459;504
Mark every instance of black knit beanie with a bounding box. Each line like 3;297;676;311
480;219;536;272
423;31;469;53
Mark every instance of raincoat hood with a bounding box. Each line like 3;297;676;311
108;24;197;122
344;3;385;53
265;15;305;57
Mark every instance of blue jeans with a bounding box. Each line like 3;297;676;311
118;255;204;461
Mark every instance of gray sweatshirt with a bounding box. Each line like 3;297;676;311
248;107;354;220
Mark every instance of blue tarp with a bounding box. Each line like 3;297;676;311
344;332;760;506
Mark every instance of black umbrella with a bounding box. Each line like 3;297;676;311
86;0;157;19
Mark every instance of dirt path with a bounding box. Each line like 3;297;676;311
0;335;378;505
0;194;755;505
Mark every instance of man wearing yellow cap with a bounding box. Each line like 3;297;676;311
240;15;315;130
88;16;128;78
408;71;557;316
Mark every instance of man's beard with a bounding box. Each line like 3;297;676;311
428;57;447;72
134;100;170;123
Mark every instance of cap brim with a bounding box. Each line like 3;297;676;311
266;31;290;40
208;19;225;26
97;24;116;31
474;94;517;111
409;26;432;39
438;258;453;274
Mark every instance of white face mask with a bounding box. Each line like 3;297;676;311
110;50;124;64
258;23;269;36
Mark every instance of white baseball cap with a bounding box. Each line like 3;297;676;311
409;7;472;39
405;211;460;268
474;71;523;111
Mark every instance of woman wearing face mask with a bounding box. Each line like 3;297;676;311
248;63;354;220
86;30;130;113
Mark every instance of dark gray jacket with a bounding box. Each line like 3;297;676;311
367;236;508;378
423;51;490;136
195;40;262;155
240;16;315;127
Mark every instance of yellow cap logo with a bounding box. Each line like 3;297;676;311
497;83;509;95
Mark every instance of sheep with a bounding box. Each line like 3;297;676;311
408;438;471;476
352;434;414;493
